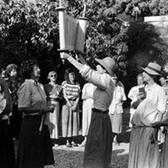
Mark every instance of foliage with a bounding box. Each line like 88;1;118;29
0;0;168;84
115;0;168;17
0;0;63;81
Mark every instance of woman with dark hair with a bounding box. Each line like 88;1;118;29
128;62;167;168
17;59;54;168
44;71;62;148
6;63;22;139
0;67;6;79
61;68;80;147
0;77;15;168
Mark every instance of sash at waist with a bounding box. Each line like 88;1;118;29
92;108;109;114
50;98;60;102
23;112;41;117
68;98;77;101
132;125;152;128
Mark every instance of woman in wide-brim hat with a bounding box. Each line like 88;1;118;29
62;53;116;168
128;62;167;168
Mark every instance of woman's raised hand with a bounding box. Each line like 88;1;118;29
60;52;71;60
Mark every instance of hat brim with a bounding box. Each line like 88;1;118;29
141;67;160;76
95;58;113;76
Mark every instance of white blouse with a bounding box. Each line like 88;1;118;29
145;83;166;114
109;84;126;114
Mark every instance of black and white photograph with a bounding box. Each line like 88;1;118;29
0;0;168;168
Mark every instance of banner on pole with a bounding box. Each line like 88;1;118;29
57;3;88;53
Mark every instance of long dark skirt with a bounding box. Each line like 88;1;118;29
0;120;16;168
83;110;112;168
10;104;22;139
18;115;54;168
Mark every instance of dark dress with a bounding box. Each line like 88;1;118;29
17;79;54;168
6;76;22;139
0;78;15;168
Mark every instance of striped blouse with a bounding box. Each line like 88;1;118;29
62;81;80;100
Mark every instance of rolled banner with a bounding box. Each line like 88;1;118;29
58;11;78;51
58;9;66;51
75;17;88;53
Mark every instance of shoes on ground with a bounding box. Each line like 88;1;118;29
52;144;59;149
66;142;72;148
71;141;78;147
80;139;87;147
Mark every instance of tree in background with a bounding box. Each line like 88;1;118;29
0;0;168;85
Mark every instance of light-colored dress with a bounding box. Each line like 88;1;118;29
61;81;80;137
44;83;62;139
128;83;166;168
82;82;96;136
160;84;168;168
109;82;126;133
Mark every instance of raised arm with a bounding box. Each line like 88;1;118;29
61;53;113;90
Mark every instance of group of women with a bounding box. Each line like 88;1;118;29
0;60;82;168
1;54;168;168
0;57;101;168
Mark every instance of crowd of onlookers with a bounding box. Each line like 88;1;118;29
0;58;127;168
0;61;127;149
1;58;168;168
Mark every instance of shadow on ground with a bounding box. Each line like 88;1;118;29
47;148;128;168
46;109;131;168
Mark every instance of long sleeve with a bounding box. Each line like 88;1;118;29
157;87;167;114
18;82;31;109
17;80;47;112
80;65;113;90
0;79;12;116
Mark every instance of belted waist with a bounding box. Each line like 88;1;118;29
132;125;152;128
23;112;41;117
68;98;76;101
50;98;60;102
92;108;109;114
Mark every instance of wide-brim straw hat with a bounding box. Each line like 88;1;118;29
95;57;116;76
141;62;161;76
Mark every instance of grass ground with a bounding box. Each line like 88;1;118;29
45;108;131;168
49;142;129;168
